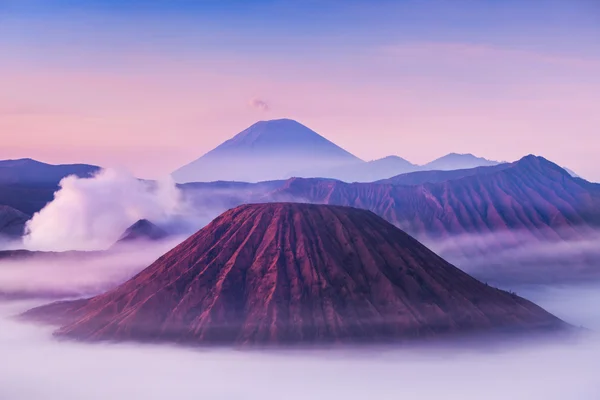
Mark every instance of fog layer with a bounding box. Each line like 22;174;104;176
0;239;183;298
2;233;600;399
428;230;600;284
1;296;600;400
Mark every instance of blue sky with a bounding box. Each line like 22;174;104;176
3;0;598;58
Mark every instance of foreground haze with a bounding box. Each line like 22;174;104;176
1;283;599;400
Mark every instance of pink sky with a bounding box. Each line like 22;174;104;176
1;40;599;180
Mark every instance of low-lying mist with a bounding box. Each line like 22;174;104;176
1;292;600;400
0;239;183;298
428;230;600;284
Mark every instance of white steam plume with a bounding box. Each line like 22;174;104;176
23;169;188;251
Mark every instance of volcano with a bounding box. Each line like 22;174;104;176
27;203;566;345
171;119;361;183
116;219;168;244
0;205;29;239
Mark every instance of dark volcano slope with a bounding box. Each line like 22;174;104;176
27;203;566;346
0;205;29;239
116;219;168;244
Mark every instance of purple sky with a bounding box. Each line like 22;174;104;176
1;0;599;180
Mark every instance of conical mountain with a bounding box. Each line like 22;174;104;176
116;219;168;244
172;119;361;183
27;203;566;345
0;205;29;239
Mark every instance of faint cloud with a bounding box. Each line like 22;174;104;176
248;98;270;112
379;42;600;69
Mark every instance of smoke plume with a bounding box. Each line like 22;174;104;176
249;98;270;112
23;169;189;251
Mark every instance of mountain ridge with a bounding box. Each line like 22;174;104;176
421;153;501;171
171;118;509;183
0;158;100;185
265;155;600;240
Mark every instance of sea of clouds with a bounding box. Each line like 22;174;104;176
1;289;600;400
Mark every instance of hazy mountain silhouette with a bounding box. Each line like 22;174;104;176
0;159;100;215
310;153;504;183
421;153;500;171
24;203;566;345
0;205;29;240
171;118;513;183
0;158;99;185
376;163;512;185
115;219;168;244
172;119;361;183
316;155;420;182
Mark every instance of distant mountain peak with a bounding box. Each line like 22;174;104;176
437;152;489;160
172;119;361;183
514;154;560;168
216;119;332;149
0;205;29;239
422;153;500;171
512;154;571;176
372;155;413;163
255;118;299;125
116;219;168;244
